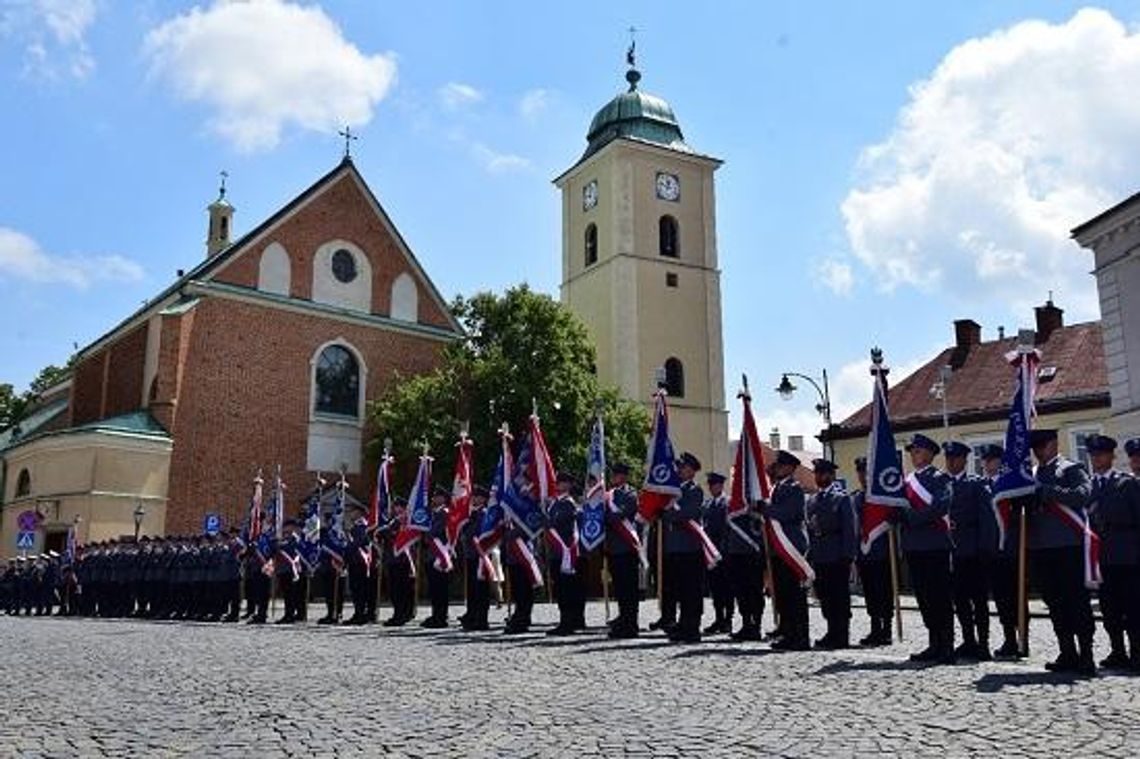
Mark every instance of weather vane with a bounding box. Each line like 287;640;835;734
218;170;228;199
627;26;637;68
338;126;358;159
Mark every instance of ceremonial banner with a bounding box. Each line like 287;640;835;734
729;385;769;552
323;474;349;567
300;477;324;568
245;471;265;543
395;453;433;555
862;363;907;554
992;349;1041;550
476;432;513;555
502;415;556;540
638;390;681;521
369;449;393;528
269;468;285;539
446;436;475;546
579;415;607;551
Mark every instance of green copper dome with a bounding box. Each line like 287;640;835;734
582;69;693;159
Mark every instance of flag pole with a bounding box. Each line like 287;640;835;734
743;374;779;634
269;465;281;622
459;424;470;608
1017;503;1029;656
888;525;903;641
375;440;391;621
534;397;554;606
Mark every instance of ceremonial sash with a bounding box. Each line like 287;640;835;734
320;543;346;570
278;551;301;582
509;536;544;588
727;514;761;554
765;517;815;585
1046;501;1102;589
904;472;951;534
607;501;646;566
993;499;1011;553
545;525;579;575
429;536;454;573
860;503;893;555
684;519;722;569
475;547;502;582
359;546;374;578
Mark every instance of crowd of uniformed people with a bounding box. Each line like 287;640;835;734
3;434;1138;678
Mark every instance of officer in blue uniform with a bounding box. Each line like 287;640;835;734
853;457;894;646
345;503;375;625
664;452;706;644
502;514;537;635
944;440;997;661
764;450;810;651
807;459;856;649
1086;434;1140;671
979;444;1023;658
378;497;414;627
1029;428;1096;676
1127;438;1140;477
605;463;641;639
421;486;453;629
546;472;584;636
702;472;733;635
898;433;955;664
724;470;766;643
275;519;304;624
459;485;492;632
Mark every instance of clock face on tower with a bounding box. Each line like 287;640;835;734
582;180;598;211
655;172;680;202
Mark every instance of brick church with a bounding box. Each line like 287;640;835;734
1;158;462;549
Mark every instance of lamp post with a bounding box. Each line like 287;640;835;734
776;369;833;460
928;364;952;439
133;502;146;541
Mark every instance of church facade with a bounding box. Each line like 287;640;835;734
555;64;730;474
1;159;462;551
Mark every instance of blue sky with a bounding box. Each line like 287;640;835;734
3;1;1140;443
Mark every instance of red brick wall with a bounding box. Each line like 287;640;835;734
103;325;147;418
70;353;105;425
213;172;454;329
162;296;448;534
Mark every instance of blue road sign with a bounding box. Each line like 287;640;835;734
16;531;35;549
203;513;221;535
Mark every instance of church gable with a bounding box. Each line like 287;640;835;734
208;161;458;333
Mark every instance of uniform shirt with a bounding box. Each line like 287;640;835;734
702;493;730;552
1090;469;1140;566
546;495;579;547
605;484;640;556
458;506;484;561
1030;456;1092;550
664;479;705;554
806;482;856;565
947;471;997;559
899;465;952;553
765;476;808;555
429;506;449;542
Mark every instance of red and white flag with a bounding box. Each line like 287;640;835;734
446;434;475;546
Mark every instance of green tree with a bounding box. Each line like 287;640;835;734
367;285;649;487
28;362;73;395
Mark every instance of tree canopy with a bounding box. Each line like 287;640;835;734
367;285;649;488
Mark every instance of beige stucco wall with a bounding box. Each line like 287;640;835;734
557;139;728;473
2;431;171;557
829;405;1114;485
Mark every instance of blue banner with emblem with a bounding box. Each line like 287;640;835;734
993;349;1041;502
579;415;607;551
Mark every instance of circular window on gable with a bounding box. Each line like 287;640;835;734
331;248;358;284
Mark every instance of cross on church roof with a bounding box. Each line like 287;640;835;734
338;126;358;159
626;26;637;68
218;170;228;199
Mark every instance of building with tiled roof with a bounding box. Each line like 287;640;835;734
822;299;1113;482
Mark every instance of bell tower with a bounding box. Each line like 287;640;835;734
206;171;234;259
554;56;729;473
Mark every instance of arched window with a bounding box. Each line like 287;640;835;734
584;223;598;267
15;469;31;498
314;345;361;418
664;357;685;398
258;241;291;296
659;215;679;258
390;272;418;323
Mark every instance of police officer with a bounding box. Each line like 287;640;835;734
807;459;856;649
1028;428;1096;676
723;469;766;643
898;433;955;665
345;503;376;625
316;518;347;625
944;440;997;661
378;497;414;627
764;451;810;651
605;463;642;639
274;519;305;624
1126;438;1140;477
503;514;538;635
702;472;733;635
459;485;492;632
980;444;1023;659
1086;434;1140;671
421;486;453;629
664;453;706;644
853;457;894;647
244;531;271;625
220;529;243;622
546;472;585;636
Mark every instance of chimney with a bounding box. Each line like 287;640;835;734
769;427;781;451
953;319;982;349
1035;297;1064;344
788;435;804;451
206;172;234;258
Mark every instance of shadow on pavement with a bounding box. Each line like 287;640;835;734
574;640;677;654
670;645;778;660
973;671;1079;692
812;658;926;675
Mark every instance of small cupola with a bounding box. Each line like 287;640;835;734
206;171;234;258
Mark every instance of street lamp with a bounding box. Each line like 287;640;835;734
133;502;146;541
775;369;833;460
928;364;952;436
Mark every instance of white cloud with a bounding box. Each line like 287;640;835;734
842;8;1140;319
470;142;529;173
518;88;550;121
0;226;144;288
814;257;855;296
143;0;397;152
1;0;97;79
438;81;483;110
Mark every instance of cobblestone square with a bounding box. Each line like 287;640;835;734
1;600;1137;757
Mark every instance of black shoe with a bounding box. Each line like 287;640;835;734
667;629;701;644
1077;649;1097;678
859;631;877;646
909;646;938;663
503;623;531;635
814;635;836;650
275;616;295;625
731;626;762;642
420;617;448;629
1099;650;1129;670
608;625;639;639
248;616;266;625
993;639;1021;659
975;641;992;662
954;641;979;660
703;620;724;635
1045;653;1079;673
648;618;673;632
771;637;809;651
546;625;573;636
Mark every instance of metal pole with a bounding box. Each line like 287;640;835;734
821;368;833;461
888;526;903;641
1017;505;1029;656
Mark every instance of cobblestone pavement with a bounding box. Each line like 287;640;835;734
0;600;1137;758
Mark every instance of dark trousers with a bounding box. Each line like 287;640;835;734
727;552;765;630
990;554;1019;639
772;559;808;643
670;552;705;637
814;560;852;641
858;558;894;622
550;558;585;629
951;555;990;644
463;559;490;627
281;576;304;619
610;552;640;629
1100;563;1140;653
386;560;414;621
1032;546;1095;653
427;566;450;622
907;550;954;649
707;563;734;623
320;567;345;620
246;573;270;621
658;552;679;625
347;565;367;620
507;563;535;627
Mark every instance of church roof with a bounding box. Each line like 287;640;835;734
582;69;693;160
